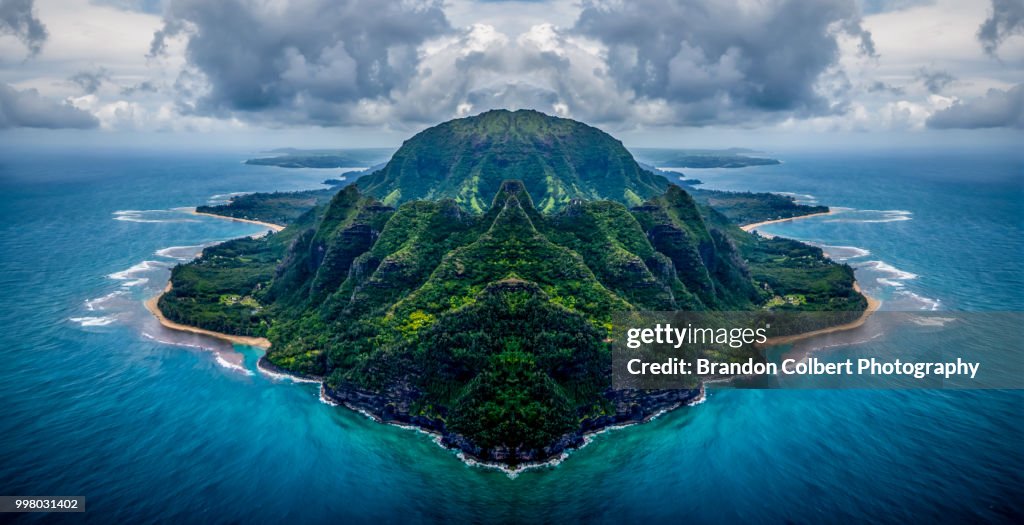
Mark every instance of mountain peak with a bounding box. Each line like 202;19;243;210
357;110;669;213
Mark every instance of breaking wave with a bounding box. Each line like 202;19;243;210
70;316;117;327
825;209;912;224
113;209;199;224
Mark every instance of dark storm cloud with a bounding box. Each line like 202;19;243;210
571;0;876;124
915;68;955;94
69;68;111;94
151;0;450;125
0;83;98;129
927;84;1023;129
978;0;1024;56
0;0;48;55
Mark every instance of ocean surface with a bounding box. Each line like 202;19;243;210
0;148;1021;523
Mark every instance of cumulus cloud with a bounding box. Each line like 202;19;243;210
927;83;1023;129
978;0;1024;56
150;0;450;125
145;0;882;129
0;82;99;128
0;0;48;55
571;0;877;125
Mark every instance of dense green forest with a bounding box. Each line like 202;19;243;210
356;109;669;212
196;189;337;226
689;189;830;225
163;110;865;464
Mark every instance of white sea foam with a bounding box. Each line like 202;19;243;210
108;260;168;282
858;260;918;281
70;316;117;327
141;332;211;350
897;290;942;311
825;209;912;224
113;209;198;224
256;358;322;384
155;244;207;261
818;244;871;261
318;385;340;406
85;290;126;311
907;315;955;326
214;354;254;376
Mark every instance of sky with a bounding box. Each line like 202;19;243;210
0;0;1022;151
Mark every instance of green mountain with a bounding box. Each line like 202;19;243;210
160;111;866;465
357;109;669;212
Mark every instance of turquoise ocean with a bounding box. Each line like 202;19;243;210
0;147;1021;523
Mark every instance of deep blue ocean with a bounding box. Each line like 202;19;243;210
0;148;1021;523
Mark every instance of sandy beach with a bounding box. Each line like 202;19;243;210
759;282;881;347
740;210;836;233
145;283;271;348
191;209;285;232
740;210;882;345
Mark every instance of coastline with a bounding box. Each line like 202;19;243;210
191;209;285;232
144;283;271;348
759;282;881;347
740;210;835;233
739;210;882;346
256;354;703;476
142;201;879;473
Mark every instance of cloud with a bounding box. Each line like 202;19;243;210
978;0;1024;56
868;81;905;96
915;68;955;93
145;0;885;129
0;0;48;55
150;0;451;126
927;83;1023;128
572;0;876;124
0;82;99;128
121;80;158;96
69;68;111;94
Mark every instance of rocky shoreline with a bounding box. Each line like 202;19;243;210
257;355;703;467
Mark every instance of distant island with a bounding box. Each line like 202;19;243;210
244;149;393;169
157;110;866;466
632;147;782;168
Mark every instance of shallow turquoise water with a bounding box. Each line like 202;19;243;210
0;148;1020;523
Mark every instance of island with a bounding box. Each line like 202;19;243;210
157;110;867;467
245;148;393;169
631;147;782;168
